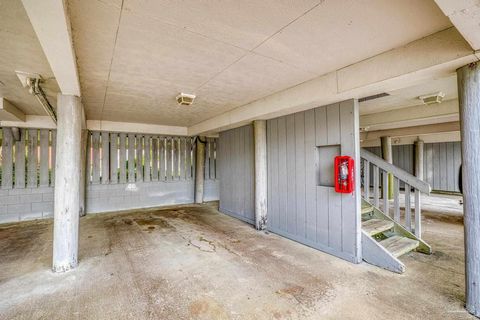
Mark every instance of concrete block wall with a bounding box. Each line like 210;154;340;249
0;187;54;223
86;181;195;214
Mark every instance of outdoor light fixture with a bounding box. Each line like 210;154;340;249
176;93;196;106
419;92;445;105
16;71;57;123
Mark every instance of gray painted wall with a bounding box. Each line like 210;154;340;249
217;125;255;224
424;142;461;193
365;142;461;193
267;100;361;263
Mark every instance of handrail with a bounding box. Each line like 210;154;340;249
361;149;431;195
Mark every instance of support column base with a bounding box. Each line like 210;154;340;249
52;260;78;273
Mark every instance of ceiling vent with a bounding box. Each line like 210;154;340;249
358;92;390;103
419;92;445;105
176;93;196;106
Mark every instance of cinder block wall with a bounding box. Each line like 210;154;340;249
0;128;219;224
0;187;54;223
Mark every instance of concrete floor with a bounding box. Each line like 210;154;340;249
0;203;474;319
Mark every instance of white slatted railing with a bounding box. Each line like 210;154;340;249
88;132;194;184
0;127;56;189
361;148;431;238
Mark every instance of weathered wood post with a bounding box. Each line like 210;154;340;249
52;94;85;272
458;62;480;317
254;120;267;230
381;136;393;200
195;136;205;204
414;139;424;180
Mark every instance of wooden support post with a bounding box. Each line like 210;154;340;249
381;136;393;200
458;62;480;317
52;94;84;272
254;120;268;230
415;139;424;180
1;128;13;189
195;136;205;204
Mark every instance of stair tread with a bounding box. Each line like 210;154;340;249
362;219;394;236
361;205;374;214
380;235;419;257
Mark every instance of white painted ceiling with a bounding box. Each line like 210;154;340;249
0;0;453;126
0;0;59;116
359;74;458;115
67;0;452;126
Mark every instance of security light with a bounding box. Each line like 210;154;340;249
176;93;196;106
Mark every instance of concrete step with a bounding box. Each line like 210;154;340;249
380;235;419;258
362;218;394;236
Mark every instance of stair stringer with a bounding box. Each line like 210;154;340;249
364;200;432;255
362;230;405;274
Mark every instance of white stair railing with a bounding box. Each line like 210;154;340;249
361;149;431;238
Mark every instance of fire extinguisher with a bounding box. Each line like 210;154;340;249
334;156;354;193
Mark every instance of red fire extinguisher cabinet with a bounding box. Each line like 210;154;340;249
334;156;355;194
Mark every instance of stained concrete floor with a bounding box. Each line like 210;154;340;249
0;203;474;320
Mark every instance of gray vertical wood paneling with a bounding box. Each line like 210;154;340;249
339;99;360;257
366;142;462;193
101;132;110;184
119;133;127;183
14;129;26;188
294;113;306;238
267;100;360;263
1;128;13;189
110;133;118;184
277;117;288;231
270;119;279;229
286;114;297;235
27;129;38;188
158;137;165;181
39;130;49;187
218;124;255;224
305;109;316;242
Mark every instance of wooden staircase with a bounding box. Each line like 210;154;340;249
361;200;431;273
360;149;432;273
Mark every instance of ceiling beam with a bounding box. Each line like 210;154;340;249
0;98;26;122
0;115;56;129
189;28;477;135
86;120;188;136
362;131;461;147
21;0;81;96
434;0;480;51
360;121;460;142
360;99;459;131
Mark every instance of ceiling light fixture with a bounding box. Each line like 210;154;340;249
419;92;445;105
176;93;196;106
